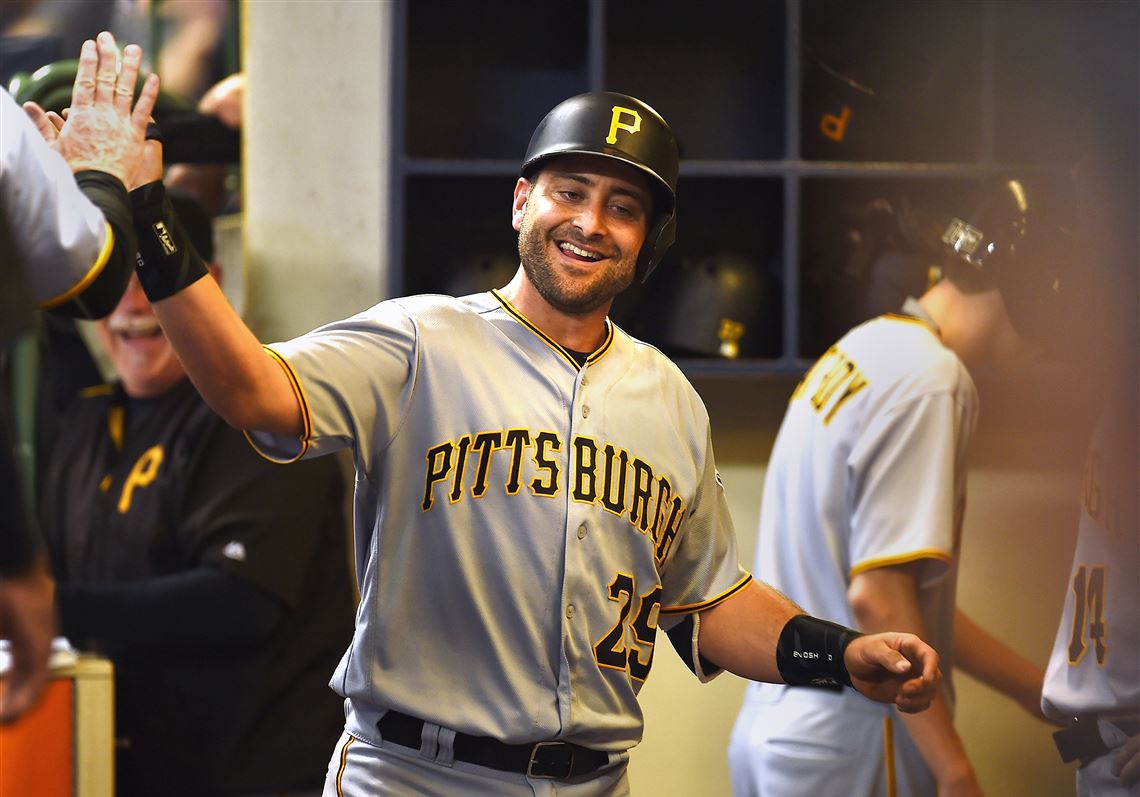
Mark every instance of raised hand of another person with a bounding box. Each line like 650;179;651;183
845;631;943;713
23;31;159;187
0;557;56;724
1114;734;1140;787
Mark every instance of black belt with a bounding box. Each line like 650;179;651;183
377;710;610;780
1054;715;1140;766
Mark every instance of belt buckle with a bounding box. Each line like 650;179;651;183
527;741;574;779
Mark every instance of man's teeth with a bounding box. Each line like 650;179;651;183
560;242;601;260
110;317;161;338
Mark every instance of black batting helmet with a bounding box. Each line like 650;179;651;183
521;91;679;283
940;177;1079;346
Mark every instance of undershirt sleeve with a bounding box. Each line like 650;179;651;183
55;567;283;655
0;428;41;575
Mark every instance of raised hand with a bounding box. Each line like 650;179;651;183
845;631;943;713
22;31;159;187
0;558;56;724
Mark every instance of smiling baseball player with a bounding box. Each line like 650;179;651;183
119;85;943;795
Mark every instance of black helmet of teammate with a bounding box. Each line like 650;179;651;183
521;91;679;283
940;176;1079;347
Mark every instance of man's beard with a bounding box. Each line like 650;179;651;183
517;213;636;316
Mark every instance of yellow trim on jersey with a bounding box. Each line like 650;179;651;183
79;383;113;398
660;573;753;616
491;289;614;370
335;734;355;796
39;222;115;309
881;312;939;337
586;322;615;365
241;345;313;464
849;548;953;578
883;716;897;797
107;404;125;452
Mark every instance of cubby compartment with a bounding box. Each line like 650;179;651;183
401;175;520;297
615;177;784;361
605;0;786;161
403;2;589;160
799;0;981;163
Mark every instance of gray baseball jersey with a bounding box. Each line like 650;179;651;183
247;289;749;753
1042;406;1139;796
729;305;978;797
1;87;111;305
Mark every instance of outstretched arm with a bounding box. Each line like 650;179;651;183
119;133;302;436
849;564;982;797
1114;734;1140;787
151;276;303;436
6;31;159;319
698;579;941;713
954;610;1050;722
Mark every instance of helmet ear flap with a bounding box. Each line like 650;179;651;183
638;210;677;283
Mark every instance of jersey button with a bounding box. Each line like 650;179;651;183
577;523;587;540
582;405;590;418
565;604;576;619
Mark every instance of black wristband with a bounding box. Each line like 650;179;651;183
776;614;863;690
131;180;209;301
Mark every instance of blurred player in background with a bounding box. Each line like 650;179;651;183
729;176;1075;797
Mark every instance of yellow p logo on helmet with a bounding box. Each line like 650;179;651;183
606;106;642;144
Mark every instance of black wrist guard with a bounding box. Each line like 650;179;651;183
776;614;863;690
131;180;209;301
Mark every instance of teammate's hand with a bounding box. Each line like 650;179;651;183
844;632;941;713
22;31;159;187
1113;734;1140;787
0;557;57;724
132;137;165;191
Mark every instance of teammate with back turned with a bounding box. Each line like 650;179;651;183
1041;92;1140;797
115;66;944;794
728;177;1077;797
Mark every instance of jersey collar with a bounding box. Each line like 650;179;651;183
491;289;615;371
884;296;941;337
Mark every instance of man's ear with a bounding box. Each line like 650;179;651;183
207;262;223;284
512;178;532;232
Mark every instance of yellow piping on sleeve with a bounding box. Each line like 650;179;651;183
241;346;313;464
849;548;953;578
660;573;754;615
39;221;115;309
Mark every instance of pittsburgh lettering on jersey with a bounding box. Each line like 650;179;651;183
790;345;869;425
422;429;686;564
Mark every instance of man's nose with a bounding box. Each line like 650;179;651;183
572;198;607;237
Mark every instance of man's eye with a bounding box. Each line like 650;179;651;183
611;204;636;218
556;190;582;202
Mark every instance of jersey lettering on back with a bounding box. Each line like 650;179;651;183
1065;443;1122;667
789;345;869;425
